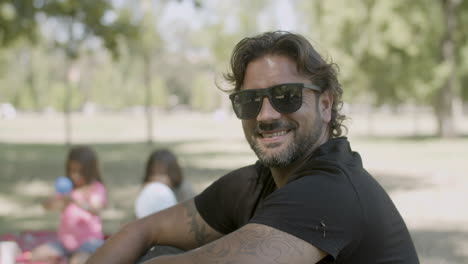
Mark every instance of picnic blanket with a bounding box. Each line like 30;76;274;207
0;230;65;264
0;230;57;252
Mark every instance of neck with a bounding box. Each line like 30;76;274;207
147;174;172;188
270;130;329;188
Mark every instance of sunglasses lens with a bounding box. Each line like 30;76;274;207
231;91;261;119
229;84;304;119
270;84;302;113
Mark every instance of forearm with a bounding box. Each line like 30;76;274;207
87;199;223;263
141;224;327;264
87;221;152;264
41;196;65;211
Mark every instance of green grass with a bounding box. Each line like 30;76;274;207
0;139;257;235
1;112;468;262
2;135;467;235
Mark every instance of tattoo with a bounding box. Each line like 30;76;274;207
182;200;214;247
194;224;310;264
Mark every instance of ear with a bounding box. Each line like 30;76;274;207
318;89;333;123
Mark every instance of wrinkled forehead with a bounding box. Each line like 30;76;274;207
242;55;309;91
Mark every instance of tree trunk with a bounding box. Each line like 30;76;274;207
367;104;375;136
64;67;72;147
144;55;154;145
436;0;461;138
27;49;40;110
64;61;78;146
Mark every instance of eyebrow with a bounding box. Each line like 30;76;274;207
303;83;322;92
238;83;322;91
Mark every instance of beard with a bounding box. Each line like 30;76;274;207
247;118;323;168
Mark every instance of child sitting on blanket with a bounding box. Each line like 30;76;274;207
24;146;107;264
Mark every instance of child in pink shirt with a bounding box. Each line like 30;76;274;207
28;146;107;264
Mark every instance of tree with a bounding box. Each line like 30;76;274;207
436;0;463;137
39;0;136;145
300;0;467;137
116;0;165;145
1;0;137;145
122;0;204;145
0;0;38;46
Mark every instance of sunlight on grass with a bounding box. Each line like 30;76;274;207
15;181;52;197
0;193;48;217
0;195;22;215
455;240;468;259
392;186;468;232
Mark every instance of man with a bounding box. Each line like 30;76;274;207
87;31;419;263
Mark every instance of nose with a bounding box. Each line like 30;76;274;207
256;97;281;121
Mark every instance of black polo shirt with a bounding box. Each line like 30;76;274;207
195;137;419;263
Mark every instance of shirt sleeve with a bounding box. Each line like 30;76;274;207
194;164;261;234
249;167;363;259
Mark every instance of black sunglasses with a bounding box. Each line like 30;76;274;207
229;83;322;120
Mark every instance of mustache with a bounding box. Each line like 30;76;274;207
255;121;296;133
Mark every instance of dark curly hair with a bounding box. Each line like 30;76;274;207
223;31;347;138
66;146;102;184
143;149;183;188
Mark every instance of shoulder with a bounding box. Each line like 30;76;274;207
198;163;263;194
90;181;106;194
222;162;270;189
276;169;360;207
221;163;263;182
91;180;105;188
204;162;268;198
194;163;268;234
139;182;176;200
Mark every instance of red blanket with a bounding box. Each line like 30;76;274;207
0;230;65;264
0;230;57;252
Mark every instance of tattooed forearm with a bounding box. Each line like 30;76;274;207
192;223;321;264
182;200;217;247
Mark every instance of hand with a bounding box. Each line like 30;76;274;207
42;195;72;211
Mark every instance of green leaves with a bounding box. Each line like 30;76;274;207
0;0;38;46
0;0;466;137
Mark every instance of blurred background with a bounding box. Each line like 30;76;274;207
0;0;467;263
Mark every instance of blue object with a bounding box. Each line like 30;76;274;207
55;176;73;194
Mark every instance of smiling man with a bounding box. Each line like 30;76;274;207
87;31;419;264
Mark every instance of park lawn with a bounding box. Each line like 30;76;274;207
0;139;257;235
1;111;468;263
1;135;467;235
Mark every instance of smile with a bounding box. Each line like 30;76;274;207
260;130;289;138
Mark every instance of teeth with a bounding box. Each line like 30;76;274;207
262;131;287;138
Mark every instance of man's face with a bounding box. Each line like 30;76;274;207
240;55;330;168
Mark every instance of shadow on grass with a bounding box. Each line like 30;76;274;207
0;214;58;234
2;140;464;264
0;140;252;234
412;229;468;264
